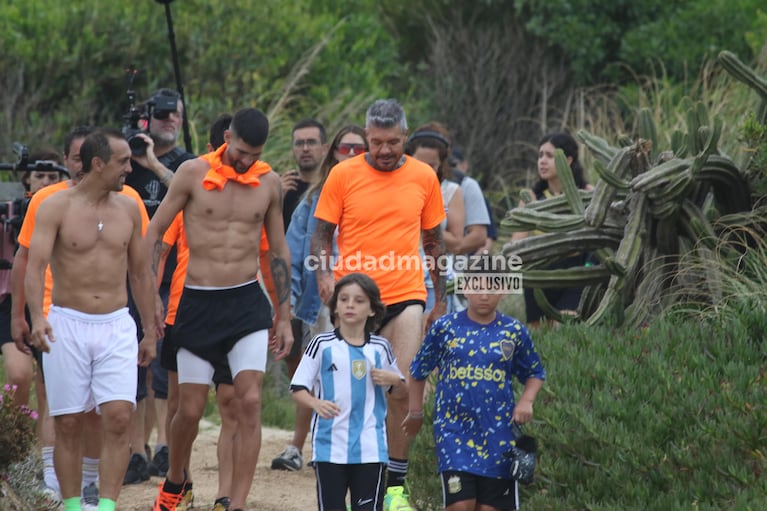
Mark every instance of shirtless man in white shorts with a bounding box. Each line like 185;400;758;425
145;107;293;511
25;127;159;511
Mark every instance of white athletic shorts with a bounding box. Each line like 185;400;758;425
43;305;138;416
177;329;269;385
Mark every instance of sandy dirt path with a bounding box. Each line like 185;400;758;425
119;421;317;511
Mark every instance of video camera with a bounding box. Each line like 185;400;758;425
0;143;70;268
121;68;178;157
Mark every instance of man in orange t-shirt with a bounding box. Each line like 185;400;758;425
312;98;446;500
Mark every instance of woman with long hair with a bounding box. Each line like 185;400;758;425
512;131;593;327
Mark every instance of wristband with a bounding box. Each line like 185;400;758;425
408;411;424;419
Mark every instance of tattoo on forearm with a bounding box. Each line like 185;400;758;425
423;226;447;304
311;220;336;278
270;254;290;305
151;240;163;276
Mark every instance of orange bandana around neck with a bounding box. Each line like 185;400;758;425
200;144;272;191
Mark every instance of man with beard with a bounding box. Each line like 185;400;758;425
123;88;195;486
280;119;328;229
312;99;447;510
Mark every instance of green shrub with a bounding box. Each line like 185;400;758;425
407;316;767;510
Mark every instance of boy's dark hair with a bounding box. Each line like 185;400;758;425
209;113;232;150
230;108;270;148
80;127;125;174
329;273;386;333
292;118;327;143
63;125;94;157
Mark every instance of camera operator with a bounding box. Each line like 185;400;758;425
123;87;195;486
22;148;65;196
2;147;63;409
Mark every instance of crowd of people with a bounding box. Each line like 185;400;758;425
1;94;568;511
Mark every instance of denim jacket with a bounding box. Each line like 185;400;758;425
286;193;336;325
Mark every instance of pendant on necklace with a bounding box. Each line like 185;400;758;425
97;221;104;232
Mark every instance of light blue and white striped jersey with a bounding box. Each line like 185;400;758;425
290;328;403;465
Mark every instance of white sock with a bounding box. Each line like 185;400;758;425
81;456;99;490
41;446;60;493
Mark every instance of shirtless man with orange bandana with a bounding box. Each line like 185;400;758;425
146;107;292;511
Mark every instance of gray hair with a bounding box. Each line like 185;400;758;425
365;99;407;131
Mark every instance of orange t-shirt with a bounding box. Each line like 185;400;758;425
314;155;445;304
18;180;150;316
161;212;188;326
163;213;273;325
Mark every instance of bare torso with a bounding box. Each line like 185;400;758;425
179;158;276;287
46;188;141;314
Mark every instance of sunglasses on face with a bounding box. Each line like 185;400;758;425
336;143;366;156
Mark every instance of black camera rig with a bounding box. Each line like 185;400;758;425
121;67;179;157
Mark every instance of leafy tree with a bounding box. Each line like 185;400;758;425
515;0;764;84
0;0;401;170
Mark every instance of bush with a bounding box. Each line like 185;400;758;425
407;317;767;510
0;384;38;474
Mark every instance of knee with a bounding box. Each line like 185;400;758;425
4;361;33;389
388;385;409;406
176;396;206;422
102;409;132;435
238;391;262;413
55;414;83;439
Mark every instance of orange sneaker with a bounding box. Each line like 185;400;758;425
153;483;186;511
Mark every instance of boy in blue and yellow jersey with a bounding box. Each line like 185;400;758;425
404;254;546;511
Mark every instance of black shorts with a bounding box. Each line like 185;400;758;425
441;471;518;510
172;281;273;381
314;462;386;511
161;323;233;387
160;323;177;372
0;296;42;373
376;299;424;333
288;317;307;359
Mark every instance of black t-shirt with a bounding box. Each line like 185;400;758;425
126;146;195;286
126;147;195;218
282;180;310;232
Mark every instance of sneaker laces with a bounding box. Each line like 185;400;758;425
155;484;185;511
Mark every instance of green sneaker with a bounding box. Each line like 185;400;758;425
383;486;414;511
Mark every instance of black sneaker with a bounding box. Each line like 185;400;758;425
148;445;169;477
123;453;150;485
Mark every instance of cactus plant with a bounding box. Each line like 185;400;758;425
502;103;753;327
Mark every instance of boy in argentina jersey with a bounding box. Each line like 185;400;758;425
405;259;545;511
291;273;406;511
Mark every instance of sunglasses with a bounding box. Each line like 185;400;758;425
336;143;366;156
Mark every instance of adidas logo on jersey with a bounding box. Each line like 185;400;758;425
328;363;338;372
